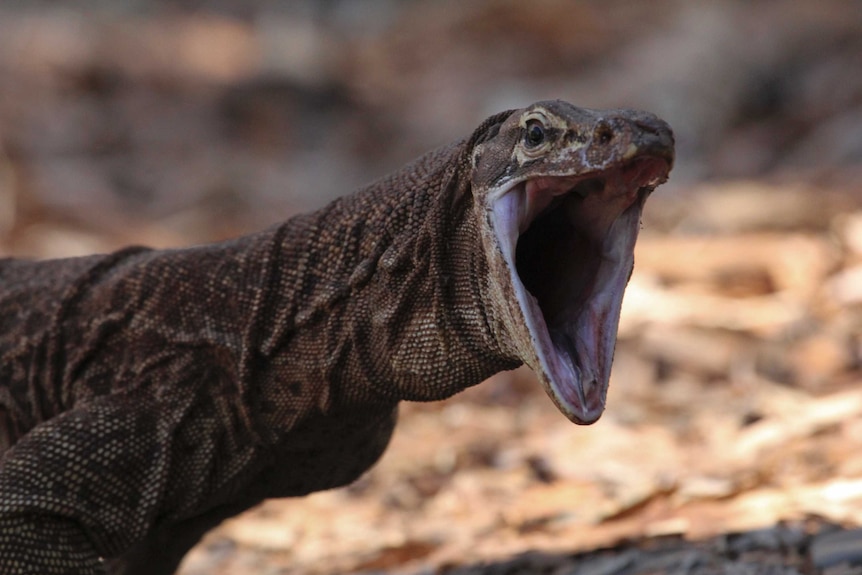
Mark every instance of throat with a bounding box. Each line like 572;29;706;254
515;197;603;326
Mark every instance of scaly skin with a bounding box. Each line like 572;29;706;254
0;100;673;574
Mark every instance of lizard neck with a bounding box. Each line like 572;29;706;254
251;142;520;409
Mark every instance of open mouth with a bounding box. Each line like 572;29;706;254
491;156;671;424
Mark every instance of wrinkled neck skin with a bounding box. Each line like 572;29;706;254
248;141;520;423
15;139;518;445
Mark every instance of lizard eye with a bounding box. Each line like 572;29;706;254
525;120;546;148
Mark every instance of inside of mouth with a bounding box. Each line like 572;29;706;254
515;183;604;329
492;154;669;421
514;177;609;371
512;156;666;338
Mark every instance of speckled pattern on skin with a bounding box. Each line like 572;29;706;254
0;100;673;574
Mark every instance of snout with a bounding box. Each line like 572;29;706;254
586;112;675;168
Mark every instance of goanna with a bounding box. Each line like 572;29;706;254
0;100;673;574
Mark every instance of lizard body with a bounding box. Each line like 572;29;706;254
0;100;673;574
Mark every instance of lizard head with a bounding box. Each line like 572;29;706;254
470;100;674;425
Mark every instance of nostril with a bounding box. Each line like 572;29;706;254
594;122;614;145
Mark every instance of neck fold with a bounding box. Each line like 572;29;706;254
248;142;520;410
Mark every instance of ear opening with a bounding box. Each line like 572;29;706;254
467;109;516;149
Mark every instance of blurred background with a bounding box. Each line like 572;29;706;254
1;1;861;573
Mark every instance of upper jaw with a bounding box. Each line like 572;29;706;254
489;155;671;424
